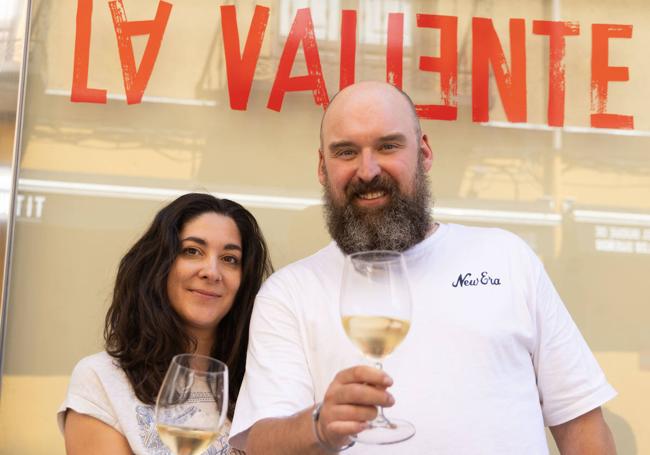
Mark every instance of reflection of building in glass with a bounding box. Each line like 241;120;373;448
280;0;341;41
0;0;21;113
0;1;18;37
279;0;412;45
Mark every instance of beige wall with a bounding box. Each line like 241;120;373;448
1;0;649;453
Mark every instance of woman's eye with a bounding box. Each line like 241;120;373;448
182;247;201;256
223;256;240;265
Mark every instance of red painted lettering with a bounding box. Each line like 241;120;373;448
533;20;580;127
339;10;357;90
386;13;404;88
108;0;172;105
267;8;329;112
472;18;527;123
415;14;458;121
71;0;107;103
591;24;634;129
221;5;270;110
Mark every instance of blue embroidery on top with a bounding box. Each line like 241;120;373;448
136;406;170;454
136;404;230;454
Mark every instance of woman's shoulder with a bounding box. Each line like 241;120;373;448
72;350;117;370
69;351;125;385
59;352;127;434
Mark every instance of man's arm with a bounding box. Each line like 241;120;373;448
245;366;393;455
549;407;616;455
246;408;325;455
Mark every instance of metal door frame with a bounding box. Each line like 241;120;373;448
0;0;32;396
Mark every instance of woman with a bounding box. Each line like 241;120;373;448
58;193;273;454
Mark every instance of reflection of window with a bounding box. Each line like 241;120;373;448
359;0;411;46
280;0;341;41
0;2;19;69
279;0;412;47
0;2;17;29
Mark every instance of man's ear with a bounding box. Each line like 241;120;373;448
317;149;326;185
420;134;433;172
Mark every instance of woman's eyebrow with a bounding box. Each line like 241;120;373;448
224;243;242;252
181;236;206;245
182;237;242;252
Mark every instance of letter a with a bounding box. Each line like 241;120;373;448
108;0;172;104
267;8;329;111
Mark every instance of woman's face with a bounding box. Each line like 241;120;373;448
167;212;243;338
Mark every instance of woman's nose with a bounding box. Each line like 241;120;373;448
199;258;221;281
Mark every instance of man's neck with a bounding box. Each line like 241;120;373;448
425;221;440;238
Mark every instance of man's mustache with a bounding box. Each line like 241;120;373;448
345;174;397;200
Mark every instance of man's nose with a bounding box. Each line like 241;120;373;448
356;150;381;182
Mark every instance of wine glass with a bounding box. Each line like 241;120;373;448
340;250;415;445
155;354;228;455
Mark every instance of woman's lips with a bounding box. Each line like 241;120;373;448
190;289;221;298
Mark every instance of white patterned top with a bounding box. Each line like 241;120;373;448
58;351;240;455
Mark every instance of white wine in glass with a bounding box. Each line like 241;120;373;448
341;315;411;359
155;354;228;455
340;250;415;445
156;425;219;455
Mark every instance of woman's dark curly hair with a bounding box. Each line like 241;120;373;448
104;193;273;418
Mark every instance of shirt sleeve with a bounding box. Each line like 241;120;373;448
531;260;617;426
229;283;315;450
57;356;120;434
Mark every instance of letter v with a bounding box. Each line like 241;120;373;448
109;0;172;104
221;5;270;110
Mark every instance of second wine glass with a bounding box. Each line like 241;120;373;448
155;354;228;455
340;250;415;445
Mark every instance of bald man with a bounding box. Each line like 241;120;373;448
229;82;617;454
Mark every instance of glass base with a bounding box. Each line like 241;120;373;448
352;418;415;445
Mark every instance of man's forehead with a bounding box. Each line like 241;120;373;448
324;84;408;120
320;82;419;145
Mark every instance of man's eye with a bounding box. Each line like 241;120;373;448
381;143;398;151
336;149;356;158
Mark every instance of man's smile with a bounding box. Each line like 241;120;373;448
357;191;386;200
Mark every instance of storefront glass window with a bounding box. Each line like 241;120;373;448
0;1;648;453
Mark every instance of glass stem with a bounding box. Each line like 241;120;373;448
372;361;391;427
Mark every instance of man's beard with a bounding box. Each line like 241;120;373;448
322;162;432;255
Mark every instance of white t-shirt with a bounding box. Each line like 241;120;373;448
230;223;616;454
58;351;234;455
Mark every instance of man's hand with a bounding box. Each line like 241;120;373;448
316;365;395;448
245;365;395;455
